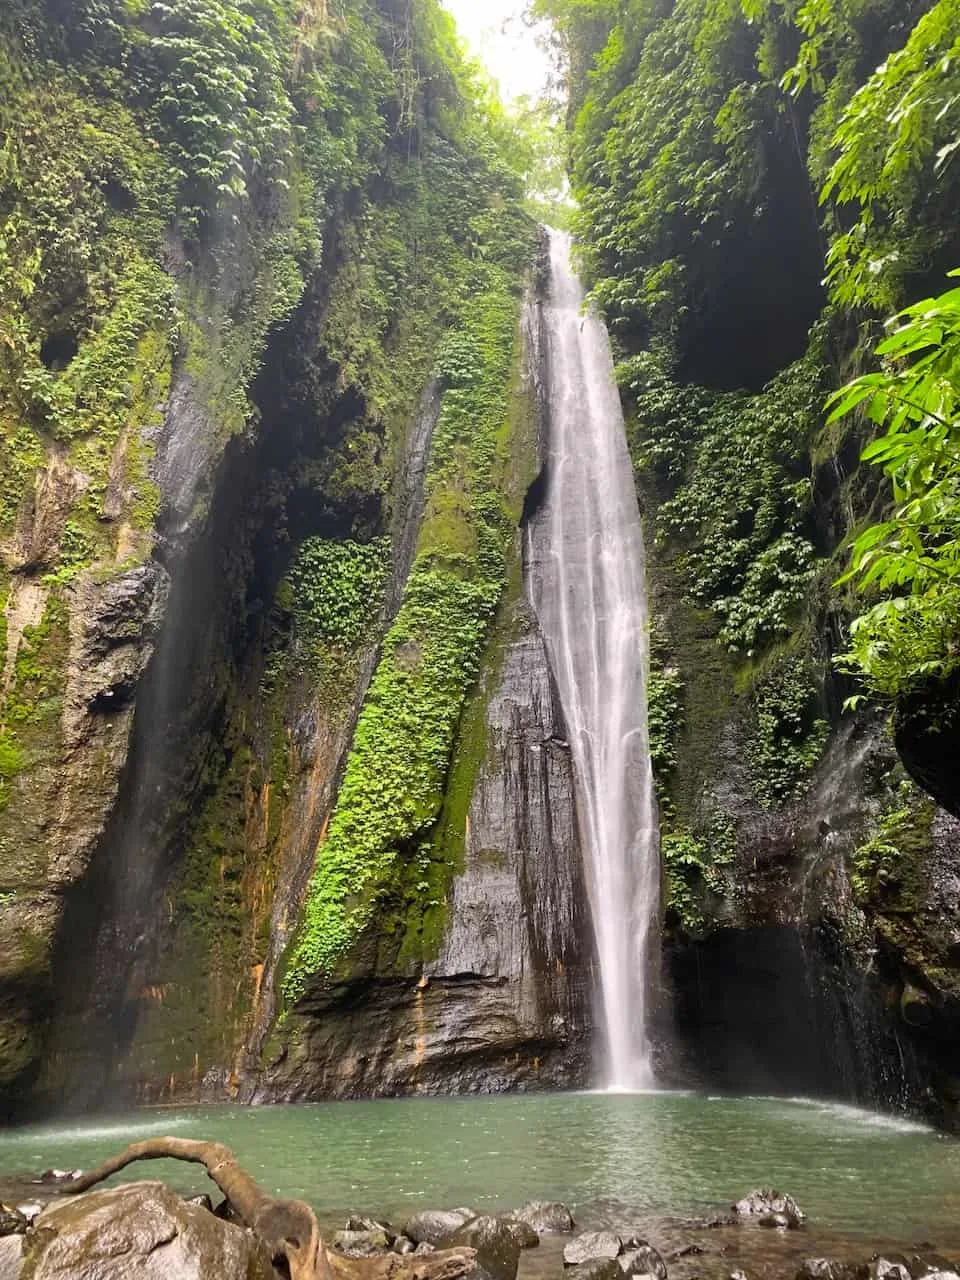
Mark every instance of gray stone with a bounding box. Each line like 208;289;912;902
796;1261;861;1280
333;1229;391;1257
184;1195;214;1214
260;616;594;1101
499;1220;539;1250
0;1211;25;1239
869;1259;912;1280
734;1190;805;1229
347;1216;395;1240
759;1212;793;1230
406;1210;475;1246
619;1246;667;1280
414;1243;437;1256
448;1217;522;1280
564;1232;623;1266
392;1237;417;1256
569;1261;622;1280
25;1180;273;1279
511;1202;574;1234
0;1235;22;1280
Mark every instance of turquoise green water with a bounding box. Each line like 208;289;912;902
1;1093;958;1241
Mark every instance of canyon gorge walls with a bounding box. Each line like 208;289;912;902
2;0;960;1129
536;0;960;1125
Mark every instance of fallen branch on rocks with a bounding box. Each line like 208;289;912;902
67;1137;325;1280
65;1139;476;1280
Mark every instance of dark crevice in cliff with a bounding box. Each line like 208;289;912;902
40;265;396;1113
668;924;924;1108
895;674;960;820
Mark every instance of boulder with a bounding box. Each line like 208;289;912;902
347;1217;395;1241
447;1217;522;1280
909;1254;960;1278
414;1243;437;1256
734;1191;805;1229
569;1261;622;1280
869;1259;912;1280
392;1237;417;1256
619;1245;667;1280
0;1236;22;1280
498;1220;538;1250
511;1202;575;1234
0;1211;26;1239
406;1210;475;1247
332;1229;391;1257
564;1232;623;1266
796;1261;863;1280
21;1181;274;1279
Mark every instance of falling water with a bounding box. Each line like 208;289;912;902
530;229;660;1090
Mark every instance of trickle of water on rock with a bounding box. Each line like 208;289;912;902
530;228;660;1090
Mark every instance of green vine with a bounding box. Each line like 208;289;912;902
748;655;830;808
283;242;533;999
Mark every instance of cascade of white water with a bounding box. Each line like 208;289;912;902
530;229;660;1090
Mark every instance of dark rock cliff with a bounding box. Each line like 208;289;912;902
256;275;594;1100
259;611;593;1099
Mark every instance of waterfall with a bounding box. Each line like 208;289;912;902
530;229;660;1090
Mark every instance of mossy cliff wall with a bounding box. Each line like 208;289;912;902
0;0;562;1114
538;0;960;1126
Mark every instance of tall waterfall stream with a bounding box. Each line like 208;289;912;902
530;230;660;1089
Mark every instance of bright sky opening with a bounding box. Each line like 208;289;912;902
441;0;553;104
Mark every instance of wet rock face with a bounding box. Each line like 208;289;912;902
405;1211;475;1248
895;675;960;820
447;1217;522;1280
261;607;593;1100
569;1261;622;1280
564;1232;624;1266
511;1203;575;1234
619;1244;667;1279
20;1181;273;1279
332;1229;391;1257
734;1190;805;1230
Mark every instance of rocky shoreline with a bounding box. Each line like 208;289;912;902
1;1164;958;1280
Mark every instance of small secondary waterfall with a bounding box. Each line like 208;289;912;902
530;229;660;1090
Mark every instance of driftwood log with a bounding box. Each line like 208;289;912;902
65;1138;477;1280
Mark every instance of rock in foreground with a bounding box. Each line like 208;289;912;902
447;1219;521;1280
570;1262;622;1280
510;1203;575;1234
619;1243;667;1280
20;1182;273;1279
564;1232;623;1266
734;1190;805;1229
406;1211;476;1248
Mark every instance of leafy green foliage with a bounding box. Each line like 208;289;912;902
748;654;829;806
283;237;533;998
830;272;960;695
0;731;24;814
647;661;684;781
625;349;823;655
817;0;960;309
136;0;296;214
289;537;389;649
851;776;935;903
662;818;736;934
